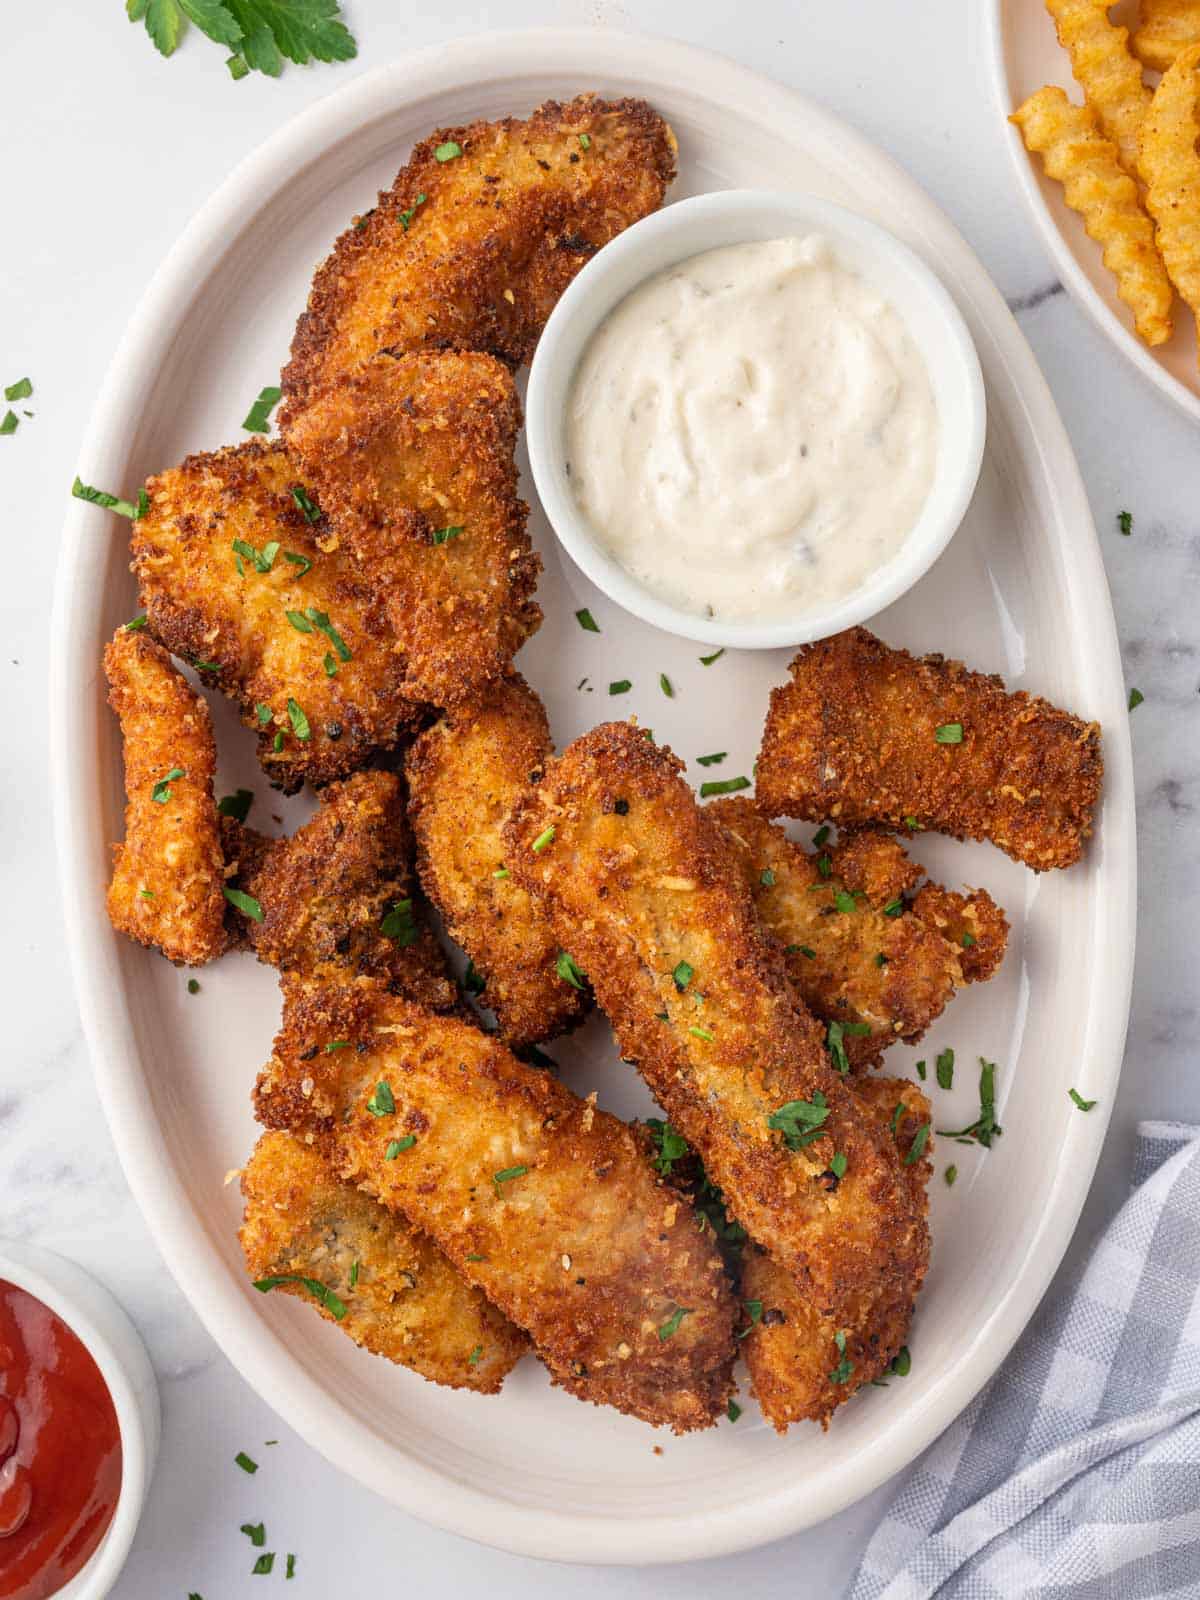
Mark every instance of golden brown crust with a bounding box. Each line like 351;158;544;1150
225;772;457;1009
406;673;587;1046
504;721;928;1315
131;440;423;793
240;1130;527;1392
285;352;539;710
756;628;1103;872
710;801;1007;1065
253;980;736;1432
104;627;227;965
280;94;677;414
743;1076;932;1431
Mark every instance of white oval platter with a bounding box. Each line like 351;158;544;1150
51;27;1135;1566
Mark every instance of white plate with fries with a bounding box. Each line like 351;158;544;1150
991;0;1200;424
51;28;1136;1563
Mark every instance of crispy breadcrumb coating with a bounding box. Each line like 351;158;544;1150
742;1076;932;1430
253;980;736;1432
104;627;227;965
711;800;1008;1065
240;1130;527;1392
755;627;1107;876
504;722;927;1314
223;772;456;1009
406;674;587;1046
131;440;422;793
280;95;677;415
285;351;538;711
756;628;1102;872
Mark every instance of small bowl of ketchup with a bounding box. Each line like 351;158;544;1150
0;1244;158;1600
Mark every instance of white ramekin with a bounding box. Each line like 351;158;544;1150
0;1243;159;1599
526;188;986;650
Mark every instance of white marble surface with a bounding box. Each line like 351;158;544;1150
2;1;1197;1594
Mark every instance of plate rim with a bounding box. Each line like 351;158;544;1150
50;26;1137;1564
985;0;1200;427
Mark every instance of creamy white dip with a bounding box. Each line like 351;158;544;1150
565;236;939;623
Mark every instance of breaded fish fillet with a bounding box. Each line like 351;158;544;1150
285;351;538;710
131;440;422;793
504;722;927;1312
240;1130;527;1393
254;980;736;1432
406;674;587;1047
711;799;1008;1066
104;627;227;965
756;628;1103;872
742;1076;932;1430
223;771;456;1010
280;95;677;415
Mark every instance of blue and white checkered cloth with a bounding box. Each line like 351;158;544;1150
851;1122;1200;1600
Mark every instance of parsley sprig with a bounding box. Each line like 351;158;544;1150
127;0;357;81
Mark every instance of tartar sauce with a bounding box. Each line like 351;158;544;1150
565;236;939;623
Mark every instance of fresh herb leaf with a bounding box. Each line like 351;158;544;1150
695;752;727;767
242;385;282;433
934;722;964;744
467;1345;482;1365
689;1024;714;1042
829;1329;854;1385
303;607;351;660
727;1397;742;1421
659;673;674;698
699;776;750;798
256;702;273;725
961;931;976;948
241;1522;266;1547
2;410;18;433
432;524;464;546
578;132;591;150
71;476;143;518
905;1123;931;1165
324;1040;350;1053
699;647;724;666
223;886;263;922
151;766;186;803
232;536;279;573
889;1346;912;1376
290;484;321;523
531;825;556;852
935;1048;954;1091
834;888;862;914
235;1451;258;1474
286;609;314;633
187;978;200;994
768;1091;829;1149
286;1554;296;1580
435;140;463;161
216;788;254;823
645;1117;689;1176
916;1060;927;1081
132;0;356;77
760;867;776;887
4;378;32;402
385;1135;416;1158
657;1306;692;1341
463;959;486;995
349;1260;359;1288
555;950;587;989
380;898;418;946
672;960;693;991
737;1299;763;1339
882;897;904;918
830;1151;848;1180
283;550;312;576
286;698;310;740
323;652;338;677
936;1058;1002;1147
493;1165;528;1187
1069;1087;1098;1111
252;1552;275;1576
1129;687;1144;711
825;1019;870;1074
812;825;830;847
574;608;600;632
944;1164;957;1186
1118;509;1133;536
608;679;632;695
124;613;148;632
366;1081;395;1117
398;192;427;229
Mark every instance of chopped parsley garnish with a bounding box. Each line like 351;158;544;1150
273;731;284;752
432;524;464;546
1129;687;1144;711
791;945;816;960
935;1048;954;1090
889;1346;912;1376
608;679;632;695
1118;509;1133;536
937;1058;1002;1146
285;609;313;633
493;866;509;878
349;1260;360;1288
324;1040;350;1053
283;550;312;577
468;1345;482;1366
127;0;357;79
578;132;592;150
688;1024;714;1042
0;411;17;435
381;899;418;946
829;1329;854;1385
71;476;146;519
1069;1087;1098;1111
944;1164;957;1186
463;959;486;995
531;825;556;852
124;613;148;631
768;1091;829;1149
699;776;750;798
555;950;587;989
659;673;674;698
366;1081;395;1117
398;192;427;229
151;766;185;803
256;702;273;725
833;889;862;914
4;378;31;402
645;1117;689;1176
286;698;311;740
830;1151;848;1179
760;868;776;887
324;653;338;677
385;1136;416;1158
934;722;964;744
575;607;600;632
737;1299;763;1338
672;960;693;991
492;1165;528;1188
217;788;254;823
657;1306;692;1341
302;608;351;660
875;952;888;967
812;825;830;847
435;140;463;161
826;1019;871;1074
187;978;200;994
223;886;263;922
286;1555;296;1580
882;897;904;918
139;888;155;899
232;536;279;574
815;853;832;878
695;752;726;766
916;1059;927;1080
699;647;725;665
727;1398;742;1422
252;1553;275;1576
241;1522;266;1547
905;1123;931;1165
961;931;976;948
904;815;919;830
290;485;322;523
235;1452;258;1474
242;386;282;433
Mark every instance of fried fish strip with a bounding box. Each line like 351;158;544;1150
742;1076;932;1430
505;722;926;1311
406;674;588;1046
131;440;422;792
223;771;457;1010
756;628;1103;873
280;94;677;415
285;351;538;710
1140;45;1200;363
1132;0;1200;72
710;800;1007;1066
1045;0;1151;179
240;1131;527;1393
104;627;227;965
254;980;736;1432
1011;87;1173;347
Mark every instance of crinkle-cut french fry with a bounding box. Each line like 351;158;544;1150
1045;0;1151;179
1011;86;1173;346
1132;0;1200;74
1140;44;1200;365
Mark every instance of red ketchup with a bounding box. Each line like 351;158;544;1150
0;1282;122;1600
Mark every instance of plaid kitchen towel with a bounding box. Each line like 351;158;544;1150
851;1122;1200;1600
